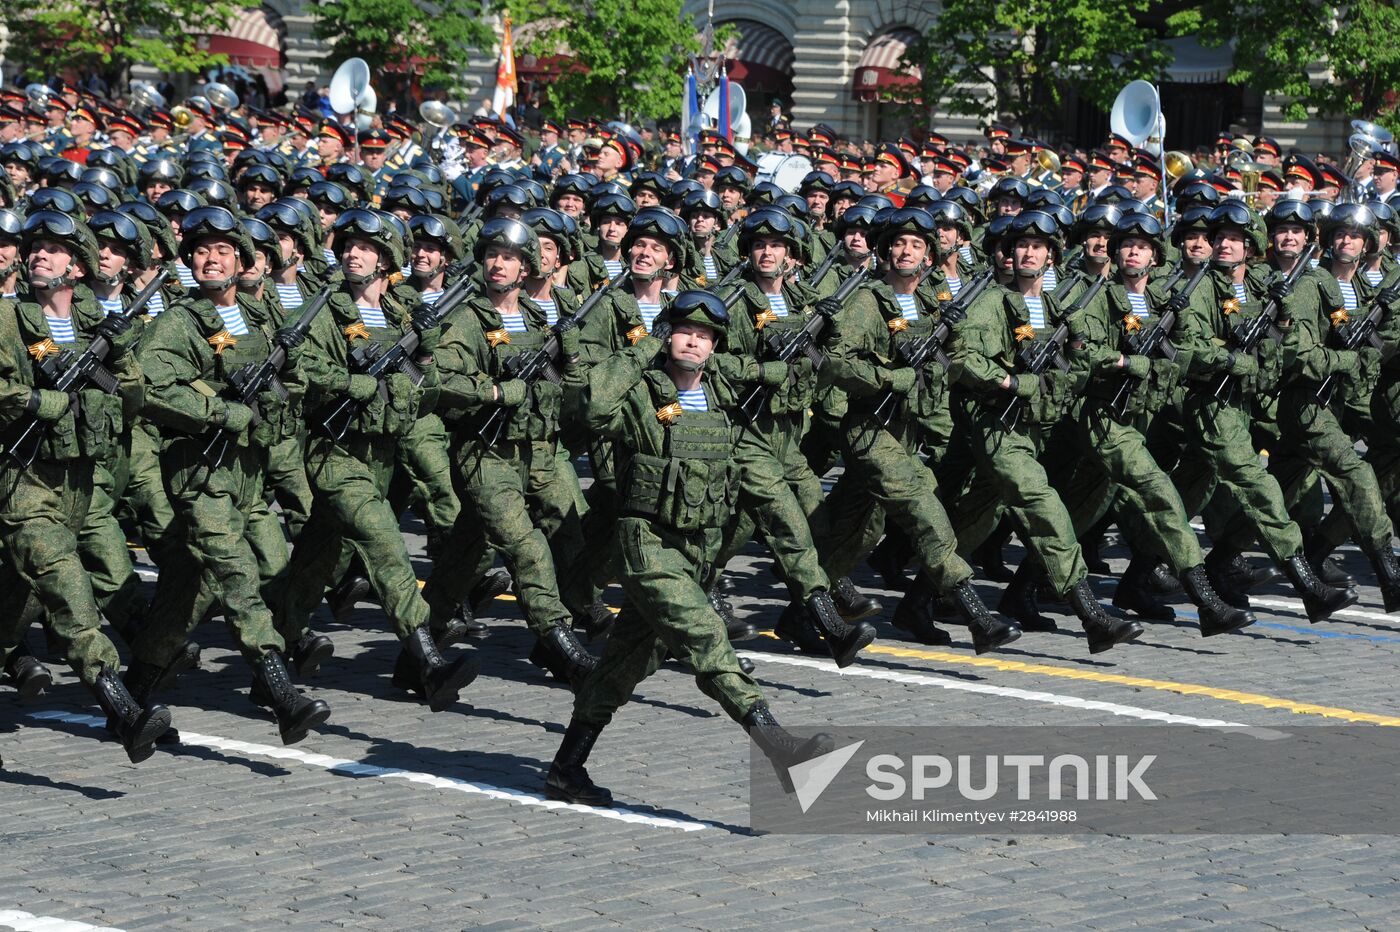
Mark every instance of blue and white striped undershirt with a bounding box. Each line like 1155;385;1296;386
1337;279;1358;312
323;248;339;267
145;291;165;317
499;310;529;333
536;298;558;326
677;387;708;411
1231;283;1248;306
638;301;663;331
98;296;124;316
958;245;974;264
602;259;624;279
215;303;250;336
1126;292;1150;317
45;315;76;343
356;305;388;329
702;255;718;281
176;263;196;288
1363;269;1384;287
893;292;919;322
1042;266;1059;292
946;275;962;297
419;289;444;307
767;293;789;317
275;283;304;310
1024;295;1046;329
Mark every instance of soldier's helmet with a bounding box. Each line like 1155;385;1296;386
663;289;729;350
179;206;257;269
1207;201;1268;256
117;200;180;261
1110;211;1166;265
738;206;801;254
473;216;541;278
1324;202;1380;253
21;209;101;279
927;200;974;243
89;209;154;278
1069;203;1124;247
520;207;576;264
331;207;406;272
1264;199;1316;242
1005;209;1064;262
407;214;466;265
875;206;937;260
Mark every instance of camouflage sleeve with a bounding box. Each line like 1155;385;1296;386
1177;284;1232;379
432;315;496;415
136;307;225;434
1292;277;1357;382
0;303;34;429
824;288;899;399
952;290;1013;392
584;336;662;440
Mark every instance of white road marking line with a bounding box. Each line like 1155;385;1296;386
739;652;1249;726
0;910;125;932
1248;596;1397;625
26;712;710;833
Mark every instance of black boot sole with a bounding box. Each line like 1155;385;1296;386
774;618;827;654
1112;592;1176;622
291;636;334;678
825;622;876;668
544;772;614;807
1304;588;1359;624
971;624;1022;655
1200;611;1257;637
835;597;883;622
424;656;480;712
278;699;331;746
891;613;954;646
1087;621;1144;654
122;707;173;764
13;667;53;700
469;573;514;613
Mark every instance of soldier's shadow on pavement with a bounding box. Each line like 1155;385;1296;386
0;766;124;800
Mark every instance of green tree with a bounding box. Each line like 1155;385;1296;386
2;0;252;88
312;0;494;88
506;0;703;121
906;0;1173;137
1171;0;1400;133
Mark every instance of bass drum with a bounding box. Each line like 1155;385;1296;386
756;153;813;193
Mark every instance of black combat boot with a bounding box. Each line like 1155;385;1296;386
891;572;953;646
1304;534;1357;589
327;573;372;621
253;651;331;746
831;576;881;622
949;582;1021;655
1203;546;1251;610
709;586;756;642
572;599;615;643
404;624;480;711
528;625;597;691
1362;545;1400;613
469;569;514;613
775;602;827;653
92;666;171;763
1080;514;1114;576
1067;580;1143;654
544;718;613;806
1146;561;1184;594
288;632;334;678
807;589;875;668
743;702;835;793
123;660;182;745
155;640;202;693
1181;566;1256;637
1112;552;1176;621
4;646;52;699
1226;553;1284;592
1281;553;1358;623
998;562;1057;631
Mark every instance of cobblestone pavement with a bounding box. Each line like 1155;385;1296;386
4;511;1400;930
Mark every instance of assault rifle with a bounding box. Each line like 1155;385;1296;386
999;275;1107;431
1315;279;1397;405
477;269;631;445
1210;242;1319;404
4;269;166;468
1109;263;1210;419
322;263;477;441
870;267;997;427
200;284;333;468
735;264;870;423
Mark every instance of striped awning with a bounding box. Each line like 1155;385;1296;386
853;27;922;102
194;5;285;68
722;20;795;78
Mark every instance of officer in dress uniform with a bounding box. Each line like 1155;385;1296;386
358;128;395;206
532;119;570;181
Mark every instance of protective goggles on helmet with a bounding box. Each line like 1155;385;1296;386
29;188;82;215
182;206;240;236
478;217;532;250
88;210;141;244
22;209;80;239
307;181;352;207
156;189;205;216
1078;203;1123;230
332;207;387;237
590;192;636;219
1115;212;1163;239
1009;209;1059;238
837;205;879;230
519;207;569;238
408;214;454;242
1209;200;1256;228
680;189;723;215
117;200;162;225
670;290;731;328
240;217;278;248
741;206;796;237
256;200;308;231
1329;203;1377;230
0;209;22;240
629;206;688;240
1267;199;1314;226
881;206;937;234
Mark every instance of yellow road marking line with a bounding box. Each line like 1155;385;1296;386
758;633;1400;726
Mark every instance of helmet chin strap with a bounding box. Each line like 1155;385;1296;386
487;270;526;295
1015;264;1045;281
29;260;78;291
630;264;671;285
893;258;927;279
410;260;445;287
197;273;239;293
668;345;705;372
1120;265;1149;281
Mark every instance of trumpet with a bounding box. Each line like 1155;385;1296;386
171;105;194;129
1035;148;1061;187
